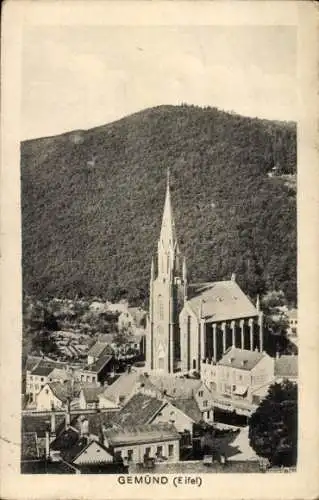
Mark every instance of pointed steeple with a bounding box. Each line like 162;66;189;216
159;168;177;250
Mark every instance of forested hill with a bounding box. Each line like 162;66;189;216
21;104;297;305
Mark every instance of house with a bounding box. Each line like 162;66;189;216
87;341;112;365
49;425;116;473
47;368;72;384
115;392;201;437
202;347;274;411
79;387;119;410
36;381;86;411
274;354;298;382
74;355;114;386
25;359;66;403
106;300;129;314
102;370;141;406
139;374;213;421
118;307;147;333
102;423;180;464
152;397;202;436
89;301;108;314
287;309;298;337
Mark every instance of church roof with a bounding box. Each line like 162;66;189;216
186;280;258;322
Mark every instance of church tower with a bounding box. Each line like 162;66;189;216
147;171;186;373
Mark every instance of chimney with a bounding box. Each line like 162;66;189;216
276;351;280;359
51;411;56;434
231;273;236;282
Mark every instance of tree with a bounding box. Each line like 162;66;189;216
248;380;297;467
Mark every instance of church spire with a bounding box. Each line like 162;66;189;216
159;168;177;251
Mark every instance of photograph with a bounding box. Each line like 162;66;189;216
19;21;299;477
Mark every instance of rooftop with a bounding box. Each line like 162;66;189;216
25;356;42;372
142;374;203;399
115;393;165;426
104;423;180;447
22;414;65;438
70;412;116;437
218;347;266;371
172;398;202;423
103;370;140;403
48;367;72;381
31;360;65;377
87;354;113;373
81;386;104;403
48;380;87;402
87;341;111;358
187;280;258;322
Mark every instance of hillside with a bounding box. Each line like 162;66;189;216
21;104;297;305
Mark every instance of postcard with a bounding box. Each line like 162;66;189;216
1;1;318;499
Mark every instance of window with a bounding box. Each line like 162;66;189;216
238;375;243;382
127;449;133;461
40;377;44;382
156;445;163;457
198;390;203;397
168;444;174;457
193;359;196;370
203;400;208;407
144;447;151;457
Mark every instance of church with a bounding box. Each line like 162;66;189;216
146;172;264;375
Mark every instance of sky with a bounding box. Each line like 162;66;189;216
21;25;297;140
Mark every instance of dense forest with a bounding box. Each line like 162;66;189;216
21;104;297;305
